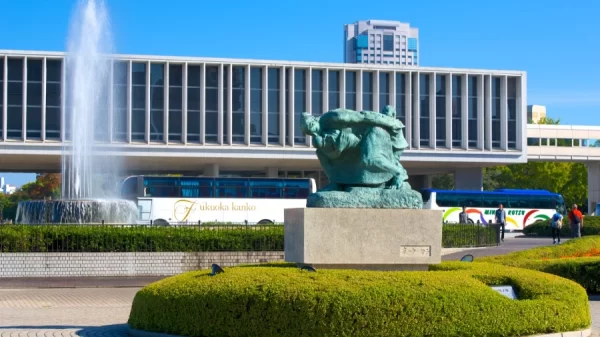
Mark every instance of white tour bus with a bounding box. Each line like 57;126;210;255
119;175;317;225
420;188;566;231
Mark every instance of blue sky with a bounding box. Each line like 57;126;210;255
1;0;599;187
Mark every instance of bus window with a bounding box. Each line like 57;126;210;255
283;180;310;199
180;177;213;198
144;177;182;197
215;179;248;198
249;179;283;198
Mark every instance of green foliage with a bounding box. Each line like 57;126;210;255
1;173;61;221
0;224;499;252
523;216;600;237
442;224;498;247
431;173;454;189
0;225;284;252
128;262;591;337
480;236;600;293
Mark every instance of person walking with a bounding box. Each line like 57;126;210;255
568;204;584;238
495;204;507;242
551;209;563;244
458;206;469;224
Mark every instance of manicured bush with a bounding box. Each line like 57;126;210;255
128;262;591;337
0;223;500;252
442;224;499;247
480;236;600;293
523;216;600;237
0;225;283;252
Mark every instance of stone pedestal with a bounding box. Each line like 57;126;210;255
284;208;442;271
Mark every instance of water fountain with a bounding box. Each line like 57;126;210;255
16;0;138;224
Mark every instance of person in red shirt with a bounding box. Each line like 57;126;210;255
568;204;584;238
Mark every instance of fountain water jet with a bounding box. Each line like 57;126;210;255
16;0;138;224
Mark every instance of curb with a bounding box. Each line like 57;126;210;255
128;326;593;337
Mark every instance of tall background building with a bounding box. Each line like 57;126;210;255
344;20;419;66
527;105;547;124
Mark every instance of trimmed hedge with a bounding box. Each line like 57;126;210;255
0;223;498;252
128;262;591;337
481;236;600;293
0;225;283;252
442;224;498;247
523;216;600;237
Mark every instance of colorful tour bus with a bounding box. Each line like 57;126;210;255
420;188;566;230
119;175;317;225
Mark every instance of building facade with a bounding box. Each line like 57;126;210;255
527;105;547;124
0;50;527;190
344;20;419;66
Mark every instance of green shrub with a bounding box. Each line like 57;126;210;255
480;236;600;293
0;225;283;252
523;216;600;237
442;224;498;247
128;262;590;337
0;223;499;252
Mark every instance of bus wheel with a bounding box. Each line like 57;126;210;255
257;219;274;225
153;219;169;226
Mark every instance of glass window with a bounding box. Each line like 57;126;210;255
223;65;229;144
249;179;283;198
294;69;306;144
383;35;394;52
112;61;128;142
362;72;373;111
419;74;430;147
7;58;24;139
395;73;406;126
150;63;165;142
328;70;340;111
215;178;249;198
379;72;390;111
345;71;356;110
435;74;446;147
44;59;61;140
507;77;518;149
187;65;201;143
250;67;263;144
205;66;219;144
491;77;501;148
168;64;183;143
129;62;146;142
451;75;462;147
468;75;478;148
232;66;245;144
311;69;323;116
268;68;281;144
26;59;43;139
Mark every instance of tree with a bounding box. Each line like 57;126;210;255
431;174;454;190
492;115;588;212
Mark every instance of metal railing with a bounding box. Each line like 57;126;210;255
0;223;284;253
0;222;502;253
441;223;501;248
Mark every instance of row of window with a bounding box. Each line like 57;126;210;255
120;177;312;199
430;192;563;209
527;138;600;147
0;57;521;150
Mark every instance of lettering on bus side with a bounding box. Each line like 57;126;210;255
484;209;525;216
173;200;258;221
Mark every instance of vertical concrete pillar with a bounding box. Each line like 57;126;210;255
587;162;600;215
204;164;219;177
454;167;483;191
266;167;278;178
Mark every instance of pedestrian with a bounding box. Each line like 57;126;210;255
458;206;469;224
495;203;507;242
568;204;584;238
550;208;563;244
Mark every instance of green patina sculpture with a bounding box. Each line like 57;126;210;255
301;105;423;209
